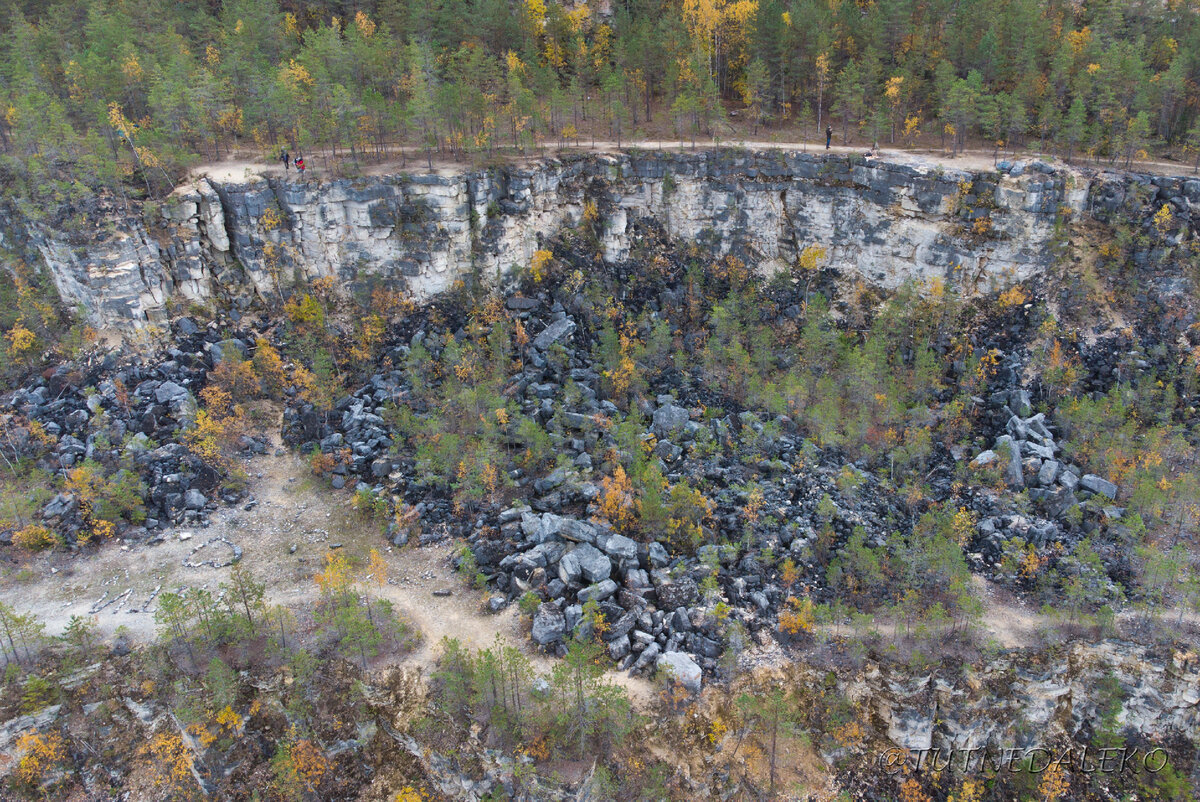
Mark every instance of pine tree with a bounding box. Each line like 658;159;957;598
833;60;864;145
742;58;771;134
0;603;41;666
736;686;798;794
1063;97;1088;164
154;591;197;668
222;562;267;639
60;615;99;664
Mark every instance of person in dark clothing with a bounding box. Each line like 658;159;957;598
281;148;289;171
826;126;833;149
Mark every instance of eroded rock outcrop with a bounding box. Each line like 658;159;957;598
860;641;1200;756
11;150;1195;328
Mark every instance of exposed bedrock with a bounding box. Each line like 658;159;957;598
8;149;1192;327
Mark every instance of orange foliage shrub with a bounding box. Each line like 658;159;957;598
252;339;288;397
289;737;329;792
1039;764;1070;801
13;524;56;551
900;778;932;802
997;284;1030;309
780;557;799;590
529;249;553;283
140;731;196;794
309;450;337;476
598;466;636;531
778;596;814;635
13;730;66;786
208;357;260;402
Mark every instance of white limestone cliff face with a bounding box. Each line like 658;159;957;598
9;150;1171;329
34;226;168;323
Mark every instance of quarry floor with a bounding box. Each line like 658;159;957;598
0;428;1053;714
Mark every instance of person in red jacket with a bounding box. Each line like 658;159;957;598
294;156;305;174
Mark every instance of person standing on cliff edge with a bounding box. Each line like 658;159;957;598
826;126;832;149
281;148;289;171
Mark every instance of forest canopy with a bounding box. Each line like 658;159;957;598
0;0;1197;204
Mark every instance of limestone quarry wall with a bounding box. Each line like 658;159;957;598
7;149;1193;327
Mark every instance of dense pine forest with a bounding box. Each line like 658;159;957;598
2;0;1200;205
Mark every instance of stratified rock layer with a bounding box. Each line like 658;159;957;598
10;150;1183;327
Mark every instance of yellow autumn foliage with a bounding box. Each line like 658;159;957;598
530;249;553;283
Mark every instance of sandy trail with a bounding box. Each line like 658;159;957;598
804;574;1046;651
189;139;1198;187
970;574;1045;648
